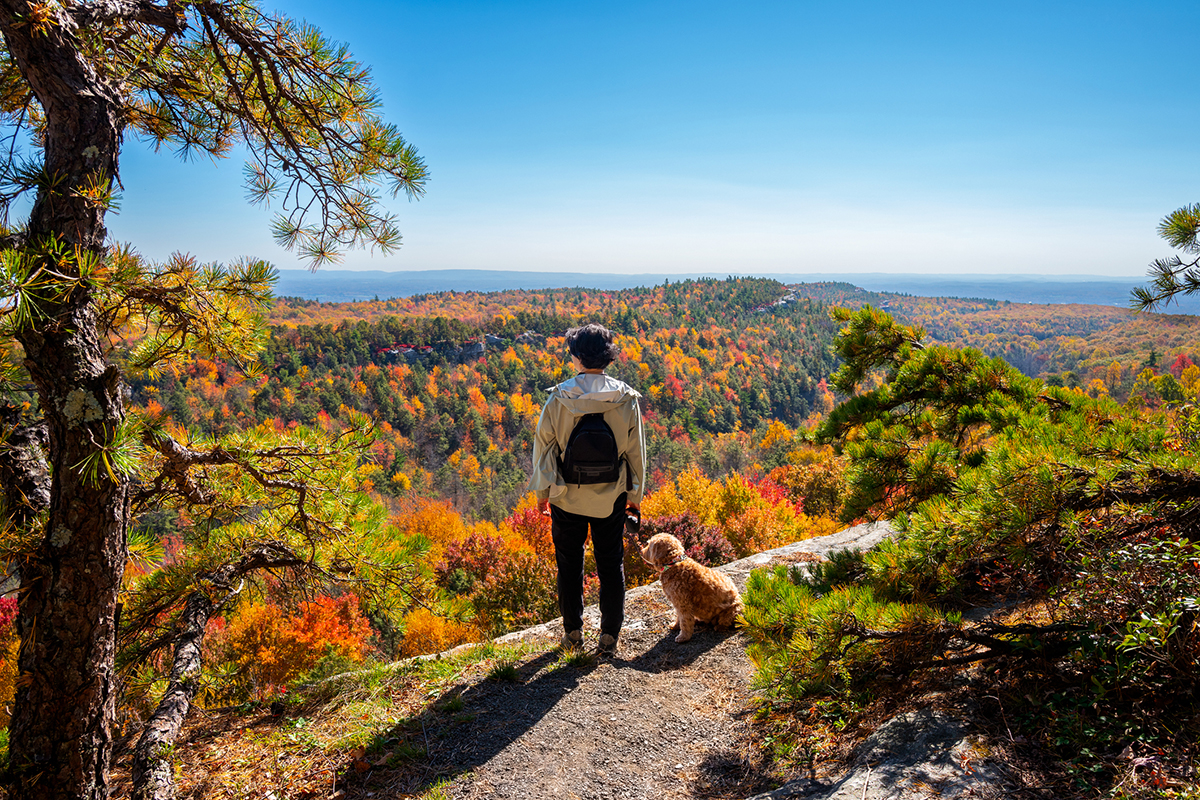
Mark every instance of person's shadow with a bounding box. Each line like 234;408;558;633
335;627;735;796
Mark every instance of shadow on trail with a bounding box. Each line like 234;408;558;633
336;626;739;797
614;625;739;674
336;647;596;796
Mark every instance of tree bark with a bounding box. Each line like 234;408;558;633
0;3;129;798
129;578;225;800
130;545;307;800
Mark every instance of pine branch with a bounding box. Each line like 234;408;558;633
68;0;186;32
831;616;1086;672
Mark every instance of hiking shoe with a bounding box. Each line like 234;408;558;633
561;629;583;650
597;633;617;657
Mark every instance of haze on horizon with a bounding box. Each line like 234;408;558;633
107;1;1200;278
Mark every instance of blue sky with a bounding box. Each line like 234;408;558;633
107;1;1200;276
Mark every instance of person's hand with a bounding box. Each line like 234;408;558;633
626;501;640;513
538;498;550;516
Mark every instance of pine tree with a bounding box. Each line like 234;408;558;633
0;3;426;798
1133;203;1200;310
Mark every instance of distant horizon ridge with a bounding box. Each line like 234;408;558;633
277;268;1149;282
271;268;1199;313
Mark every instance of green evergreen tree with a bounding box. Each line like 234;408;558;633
745;306;1200;750
0;3;426;798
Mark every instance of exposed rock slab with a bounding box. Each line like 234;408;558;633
750;709;1007;799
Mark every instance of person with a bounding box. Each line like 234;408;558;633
529;323;645;656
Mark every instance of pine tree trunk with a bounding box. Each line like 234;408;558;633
130;585;224;800
0;3;129;798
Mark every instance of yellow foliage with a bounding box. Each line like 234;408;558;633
677;469;722;526
393;497;467;556
758;420;793;451
1105;361;1123;392
1183;364;1200;396
458;453;482;484
400;608;480;657
501;347;524;369
641;483;686;519
787;444;838;466
642;468;723;526
0;635;18;728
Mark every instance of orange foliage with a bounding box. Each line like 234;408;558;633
214;594;373;695
391;497;468;556
0;597;17;728
399;608;479;658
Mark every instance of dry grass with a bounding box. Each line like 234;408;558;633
108;639;550;799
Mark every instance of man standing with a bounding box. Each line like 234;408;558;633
530;323;645;656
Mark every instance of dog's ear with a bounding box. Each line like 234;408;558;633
641;538;657;567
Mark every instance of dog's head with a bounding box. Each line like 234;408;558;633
641;533;686;570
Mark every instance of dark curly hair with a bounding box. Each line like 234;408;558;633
566;323;619;370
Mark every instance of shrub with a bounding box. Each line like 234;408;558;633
399;608;480;658
1062;531;1200;698
0;597;18;728
473;550;559;634
742;565;947;700
721;495;839;558
437;531;506;591
640;513;734;567
503;497;553;556
436;526;560;635
210;594;374;698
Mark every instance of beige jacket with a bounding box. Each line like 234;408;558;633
529;372;646;517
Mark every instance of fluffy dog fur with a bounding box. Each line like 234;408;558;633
641;533;743;642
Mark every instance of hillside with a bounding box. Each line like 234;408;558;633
789;281;1200;384
68;277;1200;800
134;277;837;521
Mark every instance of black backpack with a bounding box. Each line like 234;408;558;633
559;413;622;485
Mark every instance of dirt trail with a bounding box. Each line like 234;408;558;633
403;522;897;800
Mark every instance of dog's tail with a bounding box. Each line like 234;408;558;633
715;596;744;629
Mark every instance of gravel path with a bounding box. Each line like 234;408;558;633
402;522;898;800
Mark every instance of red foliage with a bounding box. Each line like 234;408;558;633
505;505;553;556
1170;353;1195;378
752;474;804;516
0;596;17;629
438;531;506;587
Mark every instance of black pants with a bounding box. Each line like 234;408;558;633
550;493;626;638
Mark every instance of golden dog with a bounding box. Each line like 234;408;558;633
641;533;743;642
